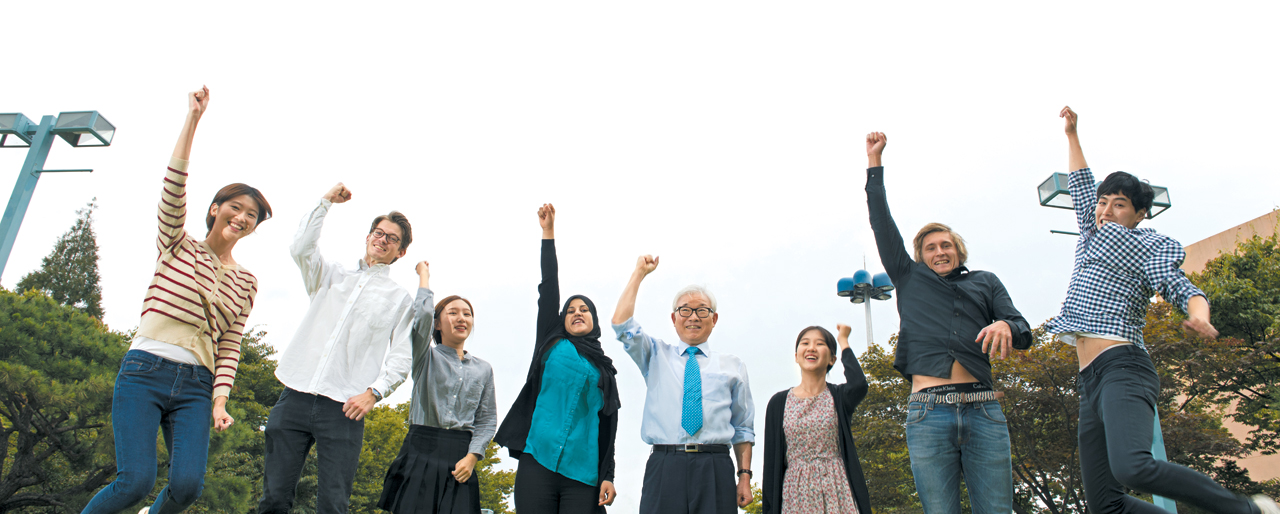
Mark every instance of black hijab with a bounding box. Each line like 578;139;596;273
525;294;620;416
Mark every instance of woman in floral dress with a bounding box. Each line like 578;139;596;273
762;324;871;514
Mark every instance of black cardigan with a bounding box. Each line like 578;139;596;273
493;239;618;484
761;348;871;514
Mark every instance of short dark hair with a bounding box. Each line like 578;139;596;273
206;183;272;232
1097;171;1154;217
795;326;838;373
433;295;473;344
369;211;412;263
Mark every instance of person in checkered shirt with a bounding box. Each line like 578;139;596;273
1050;106;1278;514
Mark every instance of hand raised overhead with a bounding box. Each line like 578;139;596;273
538;203;556;236
189;86;210;118
324;182;353;204
866;132;887;156
635;255;659;276
836;323;852;350
1061;106;1078;135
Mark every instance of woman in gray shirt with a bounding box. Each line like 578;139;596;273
378;261;498;514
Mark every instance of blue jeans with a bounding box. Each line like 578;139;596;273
1079;345;1257;514
82;350;214;514
906;398;1013;514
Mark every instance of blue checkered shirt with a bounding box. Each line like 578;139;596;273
1046;168;1205;350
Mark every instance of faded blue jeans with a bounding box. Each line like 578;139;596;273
905;398;1013;514
82;350;214;514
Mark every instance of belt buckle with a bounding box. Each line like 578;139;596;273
684;443;699;453
943;392;961;404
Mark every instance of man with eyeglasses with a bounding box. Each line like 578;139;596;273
612;255;755;514
258;182;416;514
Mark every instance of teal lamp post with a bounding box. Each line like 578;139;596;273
837;270;894;347
1037;172;1171;235
1037;172;1178;512
0;111;114;281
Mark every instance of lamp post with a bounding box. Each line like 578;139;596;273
1035;172;1178;513
1037;172;1171;235
0;111;114;281
837;270;894;346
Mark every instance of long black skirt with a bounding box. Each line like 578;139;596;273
378;425;481;514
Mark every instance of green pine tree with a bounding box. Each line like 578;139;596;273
16;199;104;319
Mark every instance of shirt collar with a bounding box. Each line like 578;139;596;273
433;342;469;362
944;266;971;280
680;341;712;356
357;259;391;274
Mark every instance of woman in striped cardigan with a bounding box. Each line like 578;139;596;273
82;87;273;514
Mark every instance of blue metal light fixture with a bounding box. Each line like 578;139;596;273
52;111;115;147
837;269;894;347
1037;172;1171;222
0;113;36;147
0;110;113;281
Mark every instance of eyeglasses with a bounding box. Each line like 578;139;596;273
675;307;714;319
370;229;401;245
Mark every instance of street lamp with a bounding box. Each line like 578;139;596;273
0;110;115;281
1035;173;1178;513
1037;172;1171;235
837;270;894;347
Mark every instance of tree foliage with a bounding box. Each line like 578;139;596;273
0;289;127;512
15;200;104;319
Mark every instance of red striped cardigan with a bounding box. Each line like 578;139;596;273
135;157;257;399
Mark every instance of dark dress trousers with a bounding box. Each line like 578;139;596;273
762;348;872;514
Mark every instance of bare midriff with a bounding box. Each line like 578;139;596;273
1076;337;1129;370
911;360;981;393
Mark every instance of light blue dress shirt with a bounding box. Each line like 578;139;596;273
613;317;755;446
524;340;603;486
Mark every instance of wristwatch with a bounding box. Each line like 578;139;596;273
369;387;383;402
737;469;753;478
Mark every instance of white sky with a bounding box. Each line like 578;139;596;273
4;2;1278;511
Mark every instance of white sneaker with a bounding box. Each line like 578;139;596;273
137;508;149;514
1253;495;1280;514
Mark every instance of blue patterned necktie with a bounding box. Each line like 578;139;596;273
682;346;703;437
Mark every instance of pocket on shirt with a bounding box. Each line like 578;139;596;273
353;297;397;333
460;378;484;415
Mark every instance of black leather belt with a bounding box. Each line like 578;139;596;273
652;443;730;454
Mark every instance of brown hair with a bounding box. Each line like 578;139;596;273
369;211;413;263
433;295;474;344
912;222;968;267
206;183;272;232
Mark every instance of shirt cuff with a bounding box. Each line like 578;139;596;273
731;429;755;445
612;317;641;339
318;198;333;209
169;156;189;172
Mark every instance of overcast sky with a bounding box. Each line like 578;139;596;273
5;2;1279;511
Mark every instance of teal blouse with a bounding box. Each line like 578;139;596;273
524;339;603;485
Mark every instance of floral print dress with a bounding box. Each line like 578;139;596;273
782;388;859;514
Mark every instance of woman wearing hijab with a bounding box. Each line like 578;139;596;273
494;203;620;513
377;261;497;514
762;324;871;514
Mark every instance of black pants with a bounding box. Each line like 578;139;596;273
640;448;736;514
1078;346;1257;514
514;453;604;513
258;388;365;514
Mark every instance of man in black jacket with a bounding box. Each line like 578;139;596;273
864;132;1032;514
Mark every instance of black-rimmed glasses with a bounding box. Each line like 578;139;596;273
675;307;714;319
371;229;401;245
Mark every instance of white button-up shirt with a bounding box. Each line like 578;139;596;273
277;199;413;403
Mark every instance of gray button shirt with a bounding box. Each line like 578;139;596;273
408;288;497;456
